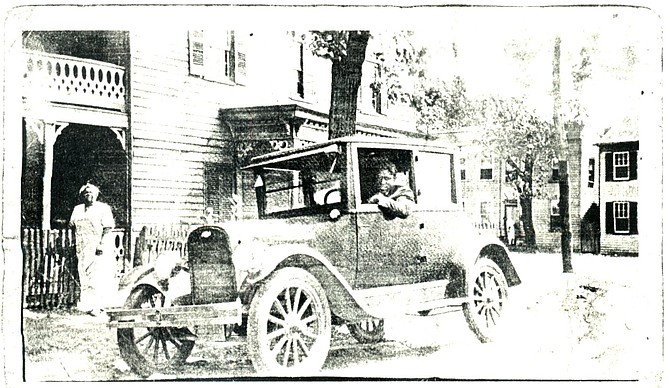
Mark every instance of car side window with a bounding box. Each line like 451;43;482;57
415;151;457;209
356;148;415;206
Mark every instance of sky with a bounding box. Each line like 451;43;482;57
406;6;662;137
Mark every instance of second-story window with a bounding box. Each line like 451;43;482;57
358;60;386;114
605;148;637;182
189;30;246;85
613;151;630;180
296;42;305;98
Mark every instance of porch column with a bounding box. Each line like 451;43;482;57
26;119;69;230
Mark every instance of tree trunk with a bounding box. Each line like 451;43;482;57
328;31;370;139
559;161;573;272
520;155;536;250
519;195;536;250
553;36;573;272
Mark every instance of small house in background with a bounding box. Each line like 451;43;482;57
596;122;639;256
445;123;599;254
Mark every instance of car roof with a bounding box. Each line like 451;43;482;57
243;135;457;170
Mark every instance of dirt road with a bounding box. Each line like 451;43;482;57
21;253;660;382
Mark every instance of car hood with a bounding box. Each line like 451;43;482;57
215;218;320;247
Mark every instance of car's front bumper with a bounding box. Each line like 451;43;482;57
106;299;242;329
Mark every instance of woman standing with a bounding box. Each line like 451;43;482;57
69;183;115;316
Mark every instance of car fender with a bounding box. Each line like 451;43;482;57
453;235;521;289
243;243;379;322
116;264;192;307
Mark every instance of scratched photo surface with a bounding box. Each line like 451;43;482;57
2;3;663;384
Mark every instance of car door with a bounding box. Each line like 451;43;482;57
353;146;422;289
412;150;463;282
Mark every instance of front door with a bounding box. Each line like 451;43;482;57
355;210;421;288
352;146;420;289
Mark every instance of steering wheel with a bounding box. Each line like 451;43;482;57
322;188;340;204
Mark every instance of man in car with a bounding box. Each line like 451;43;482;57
367;159;415;219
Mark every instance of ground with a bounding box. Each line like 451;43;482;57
21;252;663;383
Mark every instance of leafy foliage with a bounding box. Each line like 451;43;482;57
476;96;560;199
412;76;478;134
369;31;428;106
309;31;351;61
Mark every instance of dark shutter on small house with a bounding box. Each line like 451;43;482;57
629;150;638;181
605;201;614;234
604;152;613;182
629;201;638;234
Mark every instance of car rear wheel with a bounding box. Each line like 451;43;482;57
247;267;331;376
117;286;195;378
347;318;385;344
462;257;508;343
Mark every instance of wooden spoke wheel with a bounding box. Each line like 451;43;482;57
247;268;331;376
116;286;195;378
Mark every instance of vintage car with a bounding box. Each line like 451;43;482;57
107;136;521;377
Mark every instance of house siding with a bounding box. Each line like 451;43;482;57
129;29;237;227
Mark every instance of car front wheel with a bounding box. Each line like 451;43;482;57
462;257;508;343
116;286;195;378
247;267;332;376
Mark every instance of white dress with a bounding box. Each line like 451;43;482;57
69;201;115;311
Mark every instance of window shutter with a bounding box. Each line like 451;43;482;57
605;201;614;234
604;152;613;182
629;150;637;181
235;31;247;85
629;201;638;234
189;30;205;77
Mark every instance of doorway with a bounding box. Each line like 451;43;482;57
51;124;128;229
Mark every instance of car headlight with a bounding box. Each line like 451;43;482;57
153;250;182;281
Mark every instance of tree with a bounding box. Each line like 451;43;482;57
310;31;370;139
310;31;428;139
477;97;561;250
411;76;478;134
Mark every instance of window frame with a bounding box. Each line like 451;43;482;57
479;157;493;180
587;158;595;188
479;201;491;225
188;30;244;85
480;168;493;180
613;201;630;233
353;145;416;210
613;151;630;181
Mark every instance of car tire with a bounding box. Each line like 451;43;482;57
347;318;385;344
247;267;331;376
462;257;508;343
117;286;195;378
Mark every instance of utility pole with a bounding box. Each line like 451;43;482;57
553;36;573;273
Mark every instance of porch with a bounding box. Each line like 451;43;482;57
22;225;192;310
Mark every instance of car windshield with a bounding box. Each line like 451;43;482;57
254;145;343;217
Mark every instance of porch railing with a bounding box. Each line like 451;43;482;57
22;228;78;309
23;49;126;111
22;224;193;310
133;224;193;266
